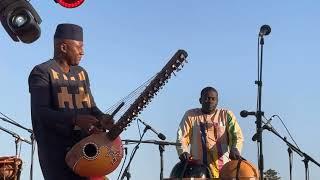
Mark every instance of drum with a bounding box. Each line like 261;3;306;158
0;156;22;180
168;159;213;179
219;159;259;180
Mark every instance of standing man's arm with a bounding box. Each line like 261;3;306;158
226;110;244;159
176;112;192;160
29;66;99;136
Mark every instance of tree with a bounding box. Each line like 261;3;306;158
264;169;281;180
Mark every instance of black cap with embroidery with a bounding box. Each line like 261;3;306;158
54;23;83;41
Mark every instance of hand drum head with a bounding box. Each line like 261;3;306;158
170;159;213;179
220;159;259;180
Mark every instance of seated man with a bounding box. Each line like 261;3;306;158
176;86;244;178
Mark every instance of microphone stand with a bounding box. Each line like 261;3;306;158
135;118;168;180
0;117;33;134
245;34;266;180
241;25;271;180
0;124;32;179
0;117;34;180
120;126;150;180
122;139;181;180
263;125;320;180
137;118;166;141
0;125;31;179
30;132;35;180
287;146;293;180
117;147;128;180
0;125;32;146
256;35;265;180
159;144;164;180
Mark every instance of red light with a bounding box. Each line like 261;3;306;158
55;0;85;8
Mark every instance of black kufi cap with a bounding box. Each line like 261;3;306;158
54;23;83;41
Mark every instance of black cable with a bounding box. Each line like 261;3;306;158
0;111;20;124
117;118;144;180
261;115;319;180
116;147;128;180
261;114;300;180
262;114;300;151
120;127;149;180
273;115;300;150
136;118;142;139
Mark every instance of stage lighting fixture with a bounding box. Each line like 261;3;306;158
54;0;85;8
0;0;42;43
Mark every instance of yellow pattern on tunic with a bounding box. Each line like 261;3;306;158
176;108;243;178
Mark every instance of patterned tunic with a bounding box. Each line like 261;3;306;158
28;59;104;180
176;108;244;178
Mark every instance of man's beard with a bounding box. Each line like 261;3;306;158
202;103;216;114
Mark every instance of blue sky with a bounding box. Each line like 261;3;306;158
1;0;320;179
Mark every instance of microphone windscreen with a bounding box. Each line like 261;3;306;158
158;133;166;140
240;110;248;118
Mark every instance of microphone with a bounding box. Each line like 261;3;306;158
240;110;256;118
259;25;271;36
137;118;166;140
252;115;275;141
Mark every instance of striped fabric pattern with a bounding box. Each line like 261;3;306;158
176;108;243;178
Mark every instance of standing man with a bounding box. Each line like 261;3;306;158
29;23;113;180
176;86;244;178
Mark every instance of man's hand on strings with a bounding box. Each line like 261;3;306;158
74;115;103;134
98;114;115;130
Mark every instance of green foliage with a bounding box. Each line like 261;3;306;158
264;169;281;180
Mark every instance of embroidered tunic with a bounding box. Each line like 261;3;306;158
29;59;104;180
176;108;244;178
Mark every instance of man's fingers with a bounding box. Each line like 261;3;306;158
229;152;240;160
179;152;191;161
88;125;104;134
